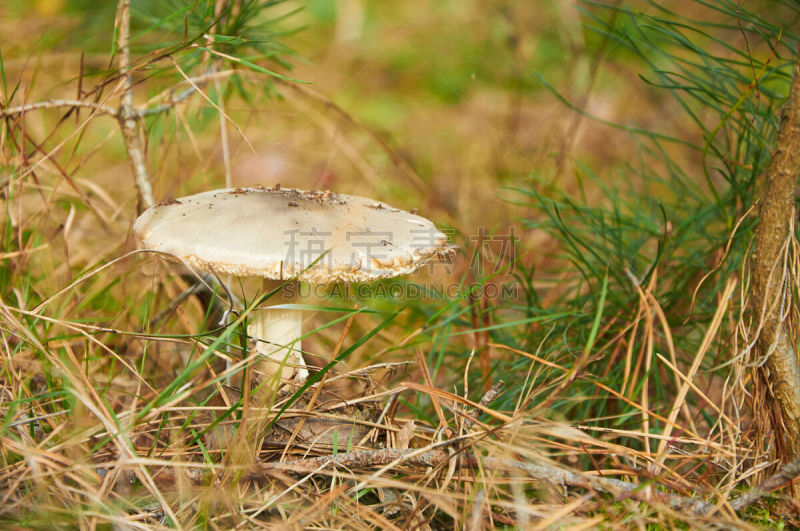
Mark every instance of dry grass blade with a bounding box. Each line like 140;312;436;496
654;278;737;469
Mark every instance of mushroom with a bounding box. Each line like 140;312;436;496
134;186;453;393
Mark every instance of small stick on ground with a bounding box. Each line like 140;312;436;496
246;448;720;513
246;446;800;516
101;434;800;517
730;455;800;511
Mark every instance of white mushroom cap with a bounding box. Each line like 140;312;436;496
133;187;454;283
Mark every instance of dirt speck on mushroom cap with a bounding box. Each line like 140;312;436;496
134;187;454;283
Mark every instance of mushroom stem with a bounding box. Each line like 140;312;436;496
248;279;307;388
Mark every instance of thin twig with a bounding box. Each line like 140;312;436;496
137;85;200;118
138;67;229;117
116;0;155;208
462;380;504;434
0;99;118;118
147;281;204;328
214;73;232;187
0;70;230;120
